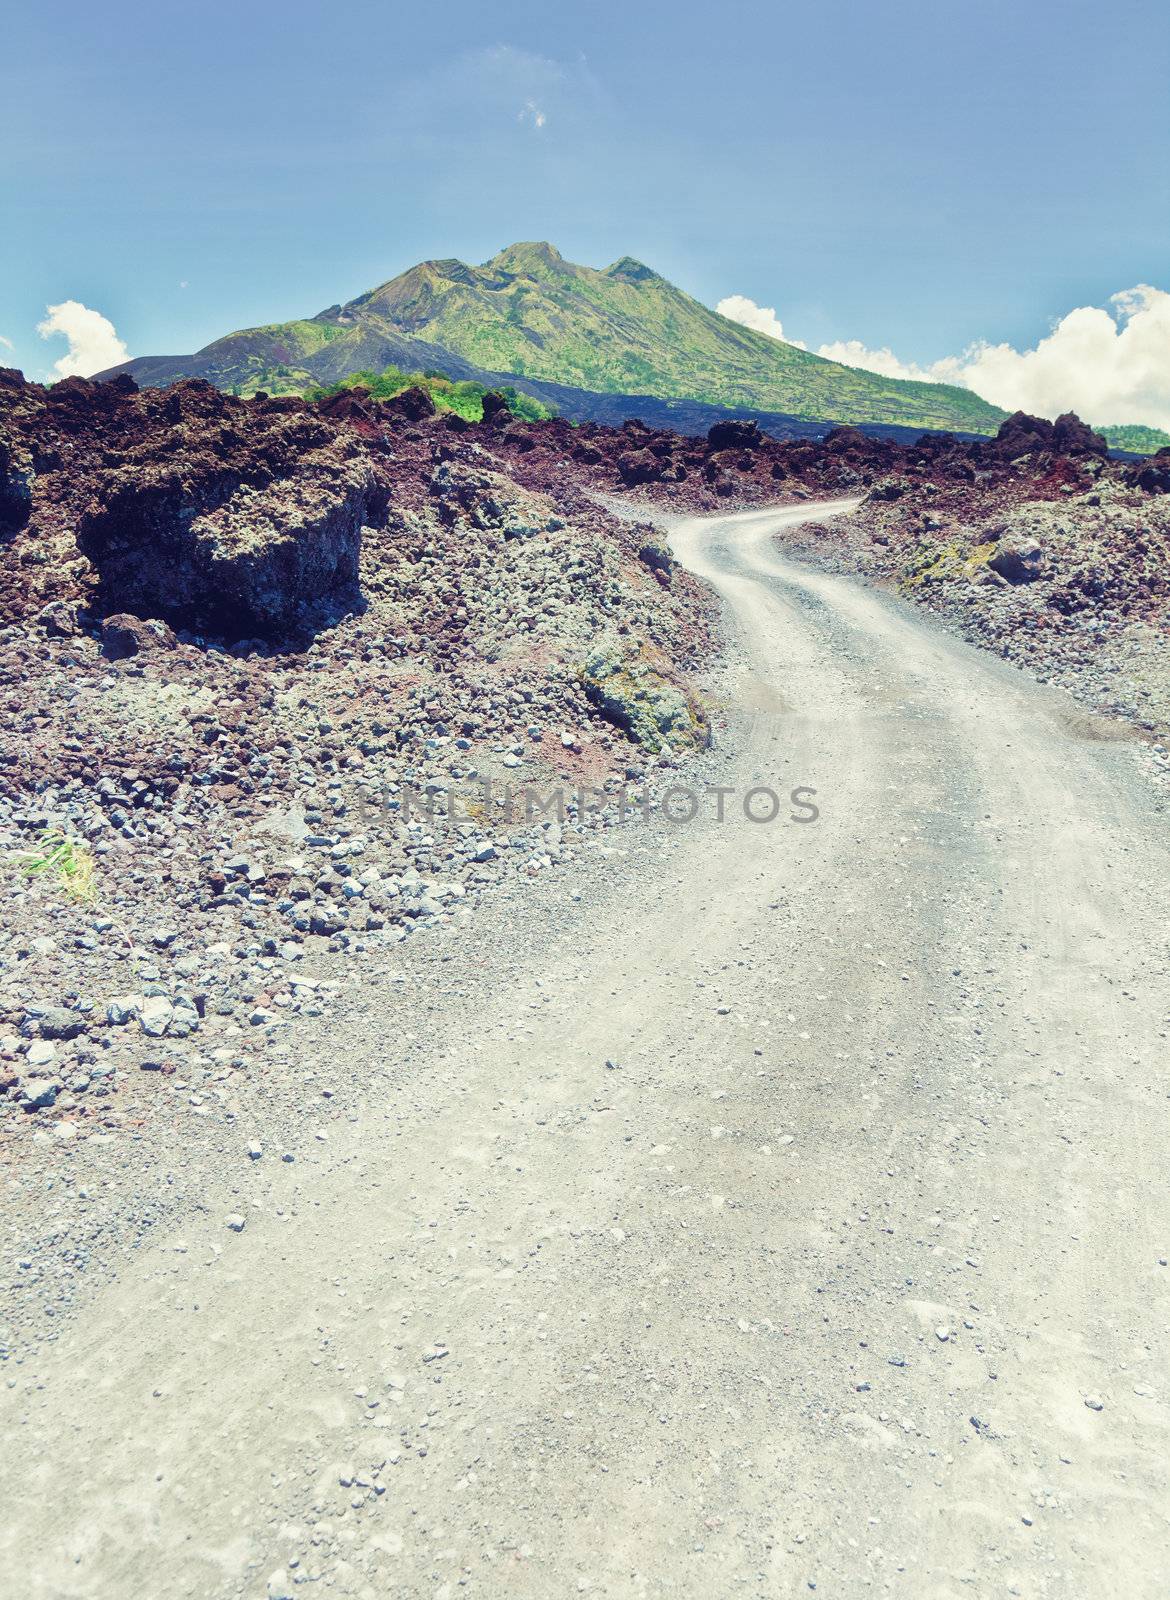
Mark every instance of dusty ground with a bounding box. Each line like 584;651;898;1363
2;503;1167;1599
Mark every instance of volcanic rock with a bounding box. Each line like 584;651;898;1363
618;448;664;486
990;411;1106;463
988;534;1047;583
579;643;707;752
480;391;511;428
382;385;436;423
77;423;379;636
707;418;762;452
100;613;179;660
1134;448;1170;495
1052;412;1108;458
0;428;33;532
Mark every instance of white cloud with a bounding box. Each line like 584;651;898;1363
0;334;13;351
718;284;1170;428
518;99;547;129
814;338;942;383
941;287;1170;428
36;300;129;378
716;294;805;349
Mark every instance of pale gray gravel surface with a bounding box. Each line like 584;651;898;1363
2;503;1169;1599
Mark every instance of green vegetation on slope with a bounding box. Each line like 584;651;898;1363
1099;424;1170;455
302;366;555;421
352;241;1007;434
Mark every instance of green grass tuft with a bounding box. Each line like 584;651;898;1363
11;830;98;904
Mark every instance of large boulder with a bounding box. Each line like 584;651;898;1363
707;417;762;452
479;390;511;428
316;387;373;422
81;457;376;636
382;385;436;423
100;613;179;660
992;411;1106;461
823;425;869;455
988;534;1046;583
76;395;385;637
993;412;1055;459
617;448;664;486
1052;412;1108;458
1133;446;1170;494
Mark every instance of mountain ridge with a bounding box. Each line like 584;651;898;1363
97;242;1007;434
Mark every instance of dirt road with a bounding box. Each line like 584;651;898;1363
4;503;1168;1598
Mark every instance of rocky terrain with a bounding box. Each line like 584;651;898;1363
4;370;1170;1597
0;370;716;1151
486;408;1170;752
1;369;1167;1159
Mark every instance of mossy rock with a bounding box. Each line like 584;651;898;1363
579;643;708;752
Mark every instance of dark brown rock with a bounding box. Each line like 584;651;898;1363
100;613;179;659
1134;447;1170;494
707;418;762;452
480;391;511;428
617;448;664;486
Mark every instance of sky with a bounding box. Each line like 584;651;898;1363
3;0;1169;424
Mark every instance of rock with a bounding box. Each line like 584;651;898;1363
637;540;673;576
617;449;664;487
989;410;1105;462
25;1004;85;1040
703;449;747;481
310;907;346;937
579;643;708;752
823;425;869;454
169;998;201;1036
138;995;175;1037
383;385;436;423
707;418;762;452
1052;412;1108;458
1133;447;1170;494
867;478;909;502
479;391;511;428
225;1213;246;1232
989;534;1046;583
100;613;179;660
25;1040;57;1069
76;396;382;637
994;411;1057;460
0;426;33;532
20;1076;62;1110
37;599;83;638
106;995;142;1026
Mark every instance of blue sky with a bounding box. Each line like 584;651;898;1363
3;0;1169;420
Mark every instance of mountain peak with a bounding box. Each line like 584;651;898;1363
487;241;567;275
606;256;660;284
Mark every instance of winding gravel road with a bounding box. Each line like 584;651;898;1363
4;503;1169;1599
